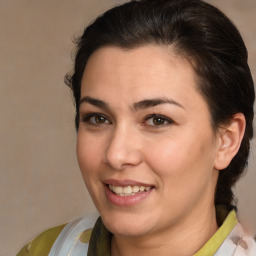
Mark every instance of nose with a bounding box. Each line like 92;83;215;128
104;126;142;170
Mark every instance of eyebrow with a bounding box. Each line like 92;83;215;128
79;96;184;111
133;98;184;111
79;96;110;111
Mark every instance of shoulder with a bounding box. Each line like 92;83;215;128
16;224;66;256
233;233;256;256
16;216;96;256
223;223;256;256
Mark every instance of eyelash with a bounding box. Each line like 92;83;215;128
80;113;111;125
80;113;174;127
144;114;174;126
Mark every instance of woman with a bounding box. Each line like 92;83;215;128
17;0;255;255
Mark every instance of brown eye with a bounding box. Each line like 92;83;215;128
81;113;111;125
153;117;166;125
94;115;108;124
144;114;173;126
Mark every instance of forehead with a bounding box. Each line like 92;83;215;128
81;45;202;102
83;45;181;78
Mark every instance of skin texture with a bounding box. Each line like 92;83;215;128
76;45;245;256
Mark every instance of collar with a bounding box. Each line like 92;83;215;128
88;206;238;256
194;208;238;255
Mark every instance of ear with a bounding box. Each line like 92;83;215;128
214;113;246;170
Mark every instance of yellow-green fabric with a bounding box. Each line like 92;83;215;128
16;224;66;256
194;210;238;256
79;228;93;244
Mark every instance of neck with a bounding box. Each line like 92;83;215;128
111;205;218;256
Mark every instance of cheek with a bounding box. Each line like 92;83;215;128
76;134;107;208
76;133;104;179
145;138;217;216
145;133;215;185
144;137;191;174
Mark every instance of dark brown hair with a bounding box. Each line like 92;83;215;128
65;0;255;206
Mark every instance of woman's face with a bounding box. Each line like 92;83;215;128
77;45;220;238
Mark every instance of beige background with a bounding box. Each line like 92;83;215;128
0;1;255;255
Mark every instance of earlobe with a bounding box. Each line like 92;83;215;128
214;113;246;170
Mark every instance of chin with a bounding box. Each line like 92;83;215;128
101;211;154;237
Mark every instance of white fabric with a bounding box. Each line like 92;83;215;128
49;215;97;256
215;223;256;256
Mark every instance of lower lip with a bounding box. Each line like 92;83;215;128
105;185;154;207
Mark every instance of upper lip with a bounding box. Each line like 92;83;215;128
103;179;154;187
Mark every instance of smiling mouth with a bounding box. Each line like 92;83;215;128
108;185;153;197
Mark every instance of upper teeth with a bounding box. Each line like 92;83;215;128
109;185;151;196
